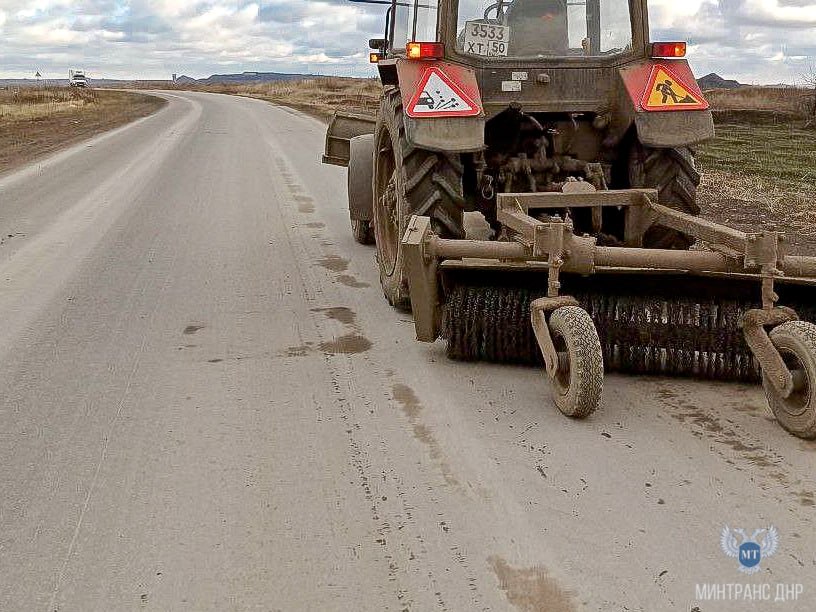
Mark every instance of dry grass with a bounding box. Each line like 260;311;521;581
706;86;812;115
699;170;816;245
706;86;816;128
0;86;99;120
0;87;166;175
192;76;380;120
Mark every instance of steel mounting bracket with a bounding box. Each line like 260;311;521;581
742;307;799;397
531;296;580;378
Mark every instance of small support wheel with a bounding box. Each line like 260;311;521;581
547;306;604;418
763;321;816;439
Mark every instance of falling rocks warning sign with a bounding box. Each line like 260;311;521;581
406;67;481;118
641;64;709;112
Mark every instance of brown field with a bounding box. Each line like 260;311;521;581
696;86;816;254
191;77;381;121
0;87;166;175
192;77;815;122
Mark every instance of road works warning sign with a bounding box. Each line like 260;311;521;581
641;64;709;111
406;67;481;118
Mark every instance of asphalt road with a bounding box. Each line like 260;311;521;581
0;92;813;612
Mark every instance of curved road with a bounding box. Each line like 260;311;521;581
0;92;813;611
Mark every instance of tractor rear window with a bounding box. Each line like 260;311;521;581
393;0;440;49
456;0;633;58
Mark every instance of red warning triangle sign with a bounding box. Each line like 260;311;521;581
406;67;481;118
641;64;709;112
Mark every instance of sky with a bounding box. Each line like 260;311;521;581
0;1;814;83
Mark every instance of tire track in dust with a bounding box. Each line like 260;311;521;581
269;152;492;610
268;153;417;608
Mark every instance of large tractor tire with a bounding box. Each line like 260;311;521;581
629;144;701;250
372;90;465;309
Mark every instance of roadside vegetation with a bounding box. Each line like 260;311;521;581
705;86;813;120
0;87;166;175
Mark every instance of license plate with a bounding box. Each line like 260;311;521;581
463;21;509;57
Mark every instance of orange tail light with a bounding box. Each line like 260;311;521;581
406;42;444;60
652;42;687;58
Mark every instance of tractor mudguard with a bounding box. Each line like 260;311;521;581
348;135;374;221
395;59;485;153
617;60;715;148
323;111;376;167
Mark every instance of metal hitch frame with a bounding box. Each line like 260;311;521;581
742;307;799;397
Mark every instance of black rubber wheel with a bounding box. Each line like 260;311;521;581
548;306;604;418
629;144;700;250
763;321;816;439
372;89;465;308
348;135;375;245
351;219;374;245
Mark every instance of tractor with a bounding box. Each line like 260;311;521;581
322;0;816;439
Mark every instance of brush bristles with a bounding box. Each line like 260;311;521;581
443;284;815;381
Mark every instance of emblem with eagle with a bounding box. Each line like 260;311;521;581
721;526;778;574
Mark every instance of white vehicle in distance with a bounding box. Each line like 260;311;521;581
69;70;89;88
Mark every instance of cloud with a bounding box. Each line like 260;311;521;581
651;0;816;83
0;1;813;83
0;0;385;79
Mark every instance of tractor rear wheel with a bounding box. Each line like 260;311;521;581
372;90;465;309
629;144;701;250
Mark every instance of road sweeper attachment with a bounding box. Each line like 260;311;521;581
402;187;816;438
322;0;816;439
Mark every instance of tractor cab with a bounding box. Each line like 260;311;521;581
380;0;645;62
454;0;634;60
364;0;698;123
381;0;652;115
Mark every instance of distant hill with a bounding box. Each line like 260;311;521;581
698;73;742;91
0;78;173;88
0;71;313;88
188;72;313;85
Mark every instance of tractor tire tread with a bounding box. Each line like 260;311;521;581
632;144;700;249
549;306;604;419
351;219;374;245
374;90;465;308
